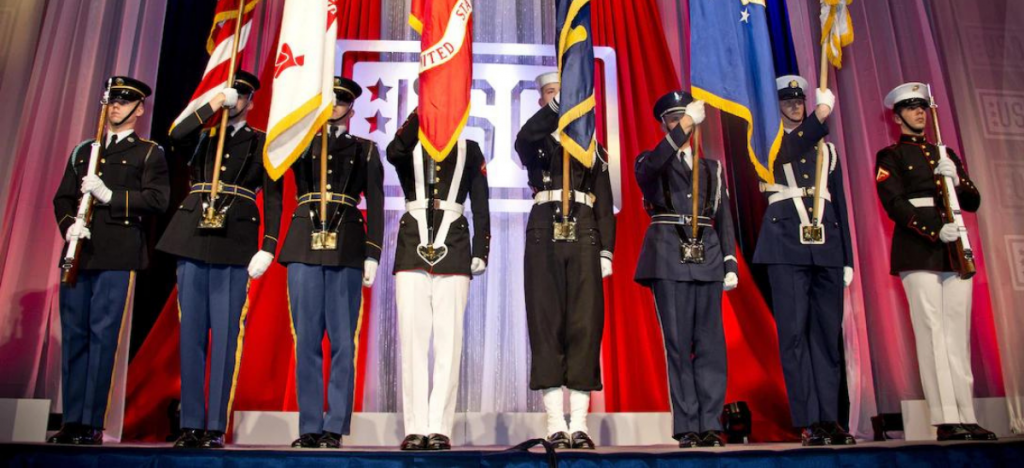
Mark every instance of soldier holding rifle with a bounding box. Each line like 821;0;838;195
50;76;169;445
876;82;995;442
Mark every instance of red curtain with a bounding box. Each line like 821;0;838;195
592;0;796;441
123;0;381;441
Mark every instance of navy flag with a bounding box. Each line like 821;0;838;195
556;0;596;168
691;0;784;183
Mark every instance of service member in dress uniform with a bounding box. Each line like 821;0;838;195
514;72;615;450
876;82;995;441
159;71;283;449
278;77;384;449
753;76;855;446
634;92;736;448
386;109;490;451
50;76;170;445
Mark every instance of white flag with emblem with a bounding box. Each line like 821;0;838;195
263;0;338;180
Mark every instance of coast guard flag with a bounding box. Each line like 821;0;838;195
691;0;783;183
263;0;338;180
556;0;597;168
410;0;473;162
821;0;854;68
170;0;260;132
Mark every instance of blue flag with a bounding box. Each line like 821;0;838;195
691;0;784;183
556;0;596;168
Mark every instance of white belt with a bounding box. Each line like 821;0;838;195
533;189;594;208
909;197;935;208
405;199;465;215
762;183;832;205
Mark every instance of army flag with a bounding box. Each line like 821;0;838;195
170;0;260;132
263;0;338;180
555;0;597;168
821;0;854;68
691;0;783;183
410;0;473;162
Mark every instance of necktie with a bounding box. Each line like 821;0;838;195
108;134;118;149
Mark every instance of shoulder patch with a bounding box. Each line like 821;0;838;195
876;167;890;183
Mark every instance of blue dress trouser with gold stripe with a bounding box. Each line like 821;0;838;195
177;259;250;432
287;264;362;436
59;270;134;429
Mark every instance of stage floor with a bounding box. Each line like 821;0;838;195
3;438;1023;467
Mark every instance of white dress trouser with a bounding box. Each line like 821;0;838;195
900;270;976;425
396;271;471;436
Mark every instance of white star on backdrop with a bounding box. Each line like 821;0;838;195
740;8;751;23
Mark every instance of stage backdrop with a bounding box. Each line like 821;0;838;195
2;0;1021;443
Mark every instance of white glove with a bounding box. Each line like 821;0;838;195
934;158;960;186
816;88;836;112
684;100;706;126
247;250;274;278
81;175;112;204
471;257;487;276
723;272;738;291
65;219;91;242
843;266;854;288
362;259;379;287
219;88;239;109
939;223;959;243
601;258;613;278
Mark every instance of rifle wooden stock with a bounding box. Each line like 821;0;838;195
61;101;109;286
928;90;976;280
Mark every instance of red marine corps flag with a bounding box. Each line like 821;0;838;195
410;0;473;162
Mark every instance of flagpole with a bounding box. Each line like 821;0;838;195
810;6;833;232
691;126;701;239
201;0;246;229
320;122;329;228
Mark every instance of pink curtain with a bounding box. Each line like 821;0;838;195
0;1;168;406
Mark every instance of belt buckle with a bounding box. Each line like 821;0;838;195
552;216;578;242
681;241;705;264
310;231;337;251
800;223;825;245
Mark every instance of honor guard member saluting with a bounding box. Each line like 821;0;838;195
753;76;854;446
387;109;490;451
514;72;615;450
159;71;283;449
50;76;169;445
278;77;384;449
634;92;736;449
876;83;995;441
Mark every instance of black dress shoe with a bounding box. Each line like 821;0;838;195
570;431;596;450
319;432;342;448
426;433;452;450
546;431;571;449
821;421;856;445
676;432;701;448
962;424;998;441
47;424;80;444
173;428;204;448
697;430;726;447
71;426;103;446
801;425;829;446
200;430;225;448
291;433;320;448
937;424;974;441
400;434;428;451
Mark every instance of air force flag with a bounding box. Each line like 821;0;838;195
691;0;783;183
